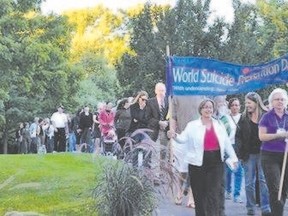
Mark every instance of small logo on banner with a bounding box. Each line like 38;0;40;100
242;67;250;75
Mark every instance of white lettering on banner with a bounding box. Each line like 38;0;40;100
200;69;234;86
172;67;234;86
238;63;281;85
172;68;200;83
173;86;184;91
282;59;288;71
238;73;260;84
169;56;288;95
261;63;279;76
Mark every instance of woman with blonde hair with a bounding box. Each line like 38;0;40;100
236;92;271;215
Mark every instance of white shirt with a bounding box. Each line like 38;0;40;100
42;124;55;138
51;112;68;128
226;113;241;144
175;118;238;166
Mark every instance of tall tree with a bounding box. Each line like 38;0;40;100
116;3;171;97
64;5;130;65
156;0;227;59
117;0;227;96
256;0;288;57
74;53;120;108
0;0;74;153
222;0;274;64
222;0;287;101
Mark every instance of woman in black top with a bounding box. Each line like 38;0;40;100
128;91;149;167
128;91;149;138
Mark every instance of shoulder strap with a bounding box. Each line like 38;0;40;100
230;114;240;129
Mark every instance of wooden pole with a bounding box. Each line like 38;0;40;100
166;44;170;57
278;138;288;200
166;44;173;163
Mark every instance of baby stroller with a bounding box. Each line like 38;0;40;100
100;129;121;159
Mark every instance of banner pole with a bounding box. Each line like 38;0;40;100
166;44;173;163
166;44;170;57
278;138;288;200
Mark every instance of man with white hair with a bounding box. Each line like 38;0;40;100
146;82;169;185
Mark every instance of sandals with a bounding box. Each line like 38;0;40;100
174;196;183;205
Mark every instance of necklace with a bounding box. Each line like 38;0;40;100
275;115;287;130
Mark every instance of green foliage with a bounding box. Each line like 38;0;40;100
256;0;288;57
222;0;272;64
92;129;180;216
0;153;104;215
64;5;130;65
116;0;228;96
93;162;158;216
116;0;287;99
74;53;120;107
0;2;75;153
1;0;288;153
116;3;167;97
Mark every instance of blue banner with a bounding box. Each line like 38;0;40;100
166;54;288;96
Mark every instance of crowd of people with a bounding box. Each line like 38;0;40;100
14;83;288;216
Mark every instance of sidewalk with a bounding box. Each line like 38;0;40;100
155;190;288;216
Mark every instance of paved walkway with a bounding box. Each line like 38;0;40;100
154;186;288;216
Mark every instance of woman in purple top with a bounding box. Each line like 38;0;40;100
259;88;288;216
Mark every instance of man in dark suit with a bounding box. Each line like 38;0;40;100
146;82;169;183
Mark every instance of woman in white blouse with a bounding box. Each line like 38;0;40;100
169;98;238;216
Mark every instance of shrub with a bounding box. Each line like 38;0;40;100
92;129;180;215
92;162;157;216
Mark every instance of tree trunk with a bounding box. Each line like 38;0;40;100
3;125;9;154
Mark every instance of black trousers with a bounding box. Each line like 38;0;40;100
54;128;66;152
261;150;288;216
189;150;224;216
116;128;126;149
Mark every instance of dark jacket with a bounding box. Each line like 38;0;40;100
115;108;131;131
129;103;148;132
79;112;93;130
235;114;261;161
145;97;169;141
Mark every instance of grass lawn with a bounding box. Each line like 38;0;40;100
0;153;106;216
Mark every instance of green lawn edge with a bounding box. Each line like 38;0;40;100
0;153;107;216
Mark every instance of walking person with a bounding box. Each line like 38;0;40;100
146;82;169;185
236;92;271;216
115;98;131;149
168;99;238;216
22;122;31;154
78;105;94;152
128;91;149;139
259;88;288;216
225;98;243;203
51;105;68;152
93;103;104;154
29;117;40;154
128;91;149;167
15;122;24;154
43;118;54;153
170;95;204;208
213;95;231;216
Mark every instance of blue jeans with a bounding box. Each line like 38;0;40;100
69;132;76;152
225;161;243;197
242;154;271;214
